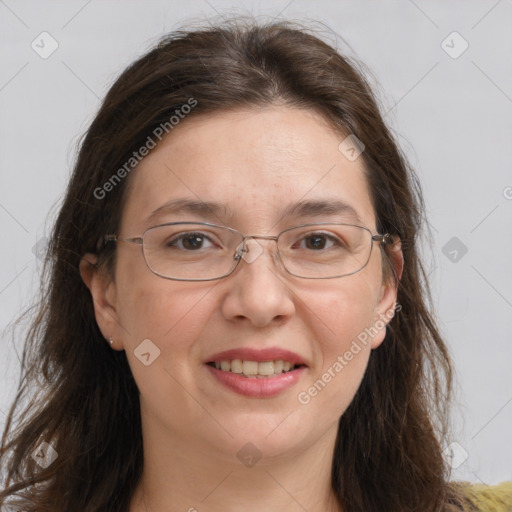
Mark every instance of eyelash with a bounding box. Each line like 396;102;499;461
165;231;344;251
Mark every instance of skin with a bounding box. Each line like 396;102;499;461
81;106;403;512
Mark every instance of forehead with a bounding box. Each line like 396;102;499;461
120;107;377;233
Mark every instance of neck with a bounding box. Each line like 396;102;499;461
131;417;343;512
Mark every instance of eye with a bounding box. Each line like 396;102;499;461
166;232;216;251
294;232;342;251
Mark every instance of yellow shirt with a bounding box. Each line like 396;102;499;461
458;481;512;511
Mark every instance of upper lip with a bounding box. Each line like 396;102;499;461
206;347;308;366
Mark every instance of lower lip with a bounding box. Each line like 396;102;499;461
205;364;306;398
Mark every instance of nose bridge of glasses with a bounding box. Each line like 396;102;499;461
234;234;280;265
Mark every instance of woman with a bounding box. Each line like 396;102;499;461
1;18;510;512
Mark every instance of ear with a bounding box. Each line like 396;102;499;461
79;253;123;350
370;237;404;349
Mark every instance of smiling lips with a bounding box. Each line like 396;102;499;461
209;359;299;377
205;347;308;397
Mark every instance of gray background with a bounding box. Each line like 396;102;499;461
1;0;511;484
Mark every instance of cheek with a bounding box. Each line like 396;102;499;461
114;246;204;335
306;272;379;350
117;280;213;344
296;276;379;413
115;278;218;408
114;250;217;374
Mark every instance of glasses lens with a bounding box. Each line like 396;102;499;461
278;224;373;278
142;223;242;280
140;222;374;280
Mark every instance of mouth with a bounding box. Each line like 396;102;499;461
205;359;307;398
206;359;307;378
204;347;309;397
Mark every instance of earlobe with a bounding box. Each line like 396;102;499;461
79;253;121;348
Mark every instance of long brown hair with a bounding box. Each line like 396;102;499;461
1;18;465;511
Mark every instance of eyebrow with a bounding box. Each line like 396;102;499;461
144;198;233;225
281;199;363;225
145;198;363;226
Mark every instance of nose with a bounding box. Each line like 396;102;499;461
220;238;296;327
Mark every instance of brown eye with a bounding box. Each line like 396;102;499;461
167;232;213;250
304;234;328;250
181;234;205;250
293;232;340;251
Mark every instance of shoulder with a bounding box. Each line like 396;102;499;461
449;481;512;512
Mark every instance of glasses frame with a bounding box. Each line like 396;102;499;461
104;221;393;281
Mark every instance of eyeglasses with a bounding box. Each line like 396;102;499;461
104;222;392;281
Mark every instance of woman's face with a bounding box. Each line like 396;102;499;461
89;106;400;463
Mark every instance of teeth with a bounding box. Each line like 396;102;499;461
231;359;243;373
212;359;297;377
257;361;275;376
242;360;258;375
